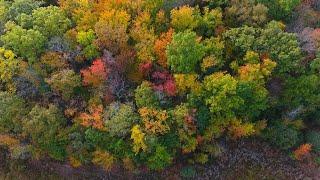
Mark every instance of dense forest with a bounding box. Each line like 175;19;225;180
0;0;320;178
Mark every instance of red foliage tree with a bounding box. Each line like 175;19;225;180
139;61;153;76
151;71;176;96
81;59;108;87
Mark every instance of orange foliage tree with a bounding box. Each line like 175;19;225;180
76;105;105;130
154;28;174;68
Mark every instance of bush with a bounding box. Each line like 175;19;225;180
180;166;196;178
147;145;172;170
306;131;320;152
264;123;301;150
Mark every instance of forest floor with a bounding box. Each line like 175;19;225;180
1;138;319;180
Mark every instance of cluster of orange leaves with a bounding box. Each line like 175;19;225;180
0;134;20;151
238;58;276;82
154;28;174;68
294;143;312;160
227;119;255;140
77;105;105;130
138;107;169;135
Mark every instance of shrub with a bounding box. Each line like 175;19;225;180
92;149;115;171
264;123;300;150
293;143;312;160
306;131;320;152
180;166;196;178
147;145;172;170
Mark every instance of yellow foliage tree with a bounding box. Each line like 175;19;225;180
92;149;115;171
170;5;199;31
0;47;19;92
174;74;201;95
138;107;170;135
238;58;276;83
130;11;156;62
227;119;255;140
131;125;147;154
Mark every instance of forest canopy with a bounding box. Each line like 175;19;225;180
0;0;319;172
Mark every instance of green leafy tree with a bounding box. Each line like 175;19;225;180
31;6;71;37
0;0;9;34
306;131;320;152
76;29;100;59
224;22;302;76
147;145;172;170
225;0;268;27
76;29;96;47
166;31;205;73
23;105;67;160
104;102;139;138
256;0;301;21
0;91;29;133
1;22;46;63
6;0;42;21
282;75;320;120
236;81;268;120
134;81;160;108
197;7;223;37
256;22;302;75
202;72;243;119
45;69;81;100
